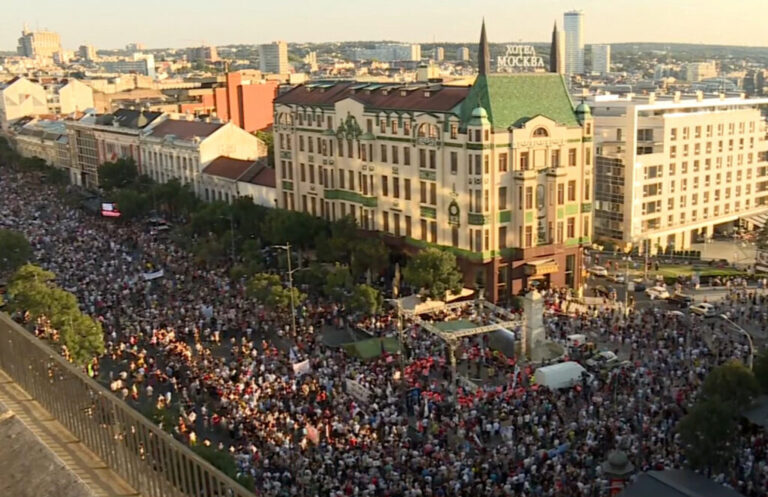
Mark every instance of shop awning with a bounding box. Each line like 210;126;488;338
524;259;559;276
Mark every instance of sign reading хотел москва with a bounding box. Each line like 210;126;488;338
496;45;545;71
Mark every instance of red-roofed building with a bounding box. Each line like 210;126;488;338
199;156;276;207
140;118;267;192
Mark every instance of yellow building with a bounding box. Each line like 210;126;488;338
273;23;593;302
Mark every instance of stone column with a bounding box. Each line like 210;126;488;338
523;289;544;359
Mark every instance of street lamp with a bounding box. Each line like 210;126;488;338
719;314;754;370
272;243;297;338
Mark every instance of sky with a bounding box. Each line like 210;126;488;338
2;0;767;50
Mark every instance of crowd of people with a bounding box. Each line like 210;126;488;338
1;170;766;497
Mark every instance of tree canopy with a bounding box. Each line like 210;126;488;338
403;248;463;300
0;229;32;275
7;264;104;365
347;284;382;316
98;158;139;191
247;272;305;310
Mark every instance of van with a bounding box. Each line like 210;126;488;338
534;361;590;390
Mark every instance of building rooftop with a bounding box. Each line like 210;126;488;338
276;81;471;113
460;73;580;129
202;156;276;188
147;119;224;140
97;108;163;129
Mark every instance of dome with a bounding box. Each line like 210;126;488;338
471;106;488;118
575;101;591;116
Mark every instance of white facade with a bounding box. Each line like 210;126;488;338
353;44;422;62
51;79;95;115
0;77;48;129
141;122;266;190
563;10;585;75
456;47;470;62
259;42;290;74
591;44;610;76
590;92;768;252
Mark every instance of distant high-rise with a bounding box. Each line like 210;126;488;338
433;47;444;62
684;61;717;82
549;22;565;75
563;10;584;75
188;45;219;63
78;45;97;62
125;43;145;52
591;44;611;75
456;47;470;62
17;26;62;58
259;41;290;74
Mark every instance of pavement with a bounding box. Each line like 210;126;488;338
0;369;140;497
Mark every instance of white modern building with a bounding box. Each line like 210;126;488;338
101;53;156;78
591;44;610;76
433;47;445;62
456;47;470;62
590;92;768;252
685;61;718;82
563;10;585;75
259;41;290;74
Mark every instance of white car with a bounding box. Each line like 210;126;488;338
645;286;670;300
588;266;608;277
690;302;717;317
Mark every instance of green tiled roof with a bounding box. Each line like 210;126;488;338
460;73;579;129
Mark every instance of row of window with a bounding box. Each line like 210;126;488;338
643;172;755;198
669;138;757;158
643;155;759;180
643;199;756;229
669;121;757;141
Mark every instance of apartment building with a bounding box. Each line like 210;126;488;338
273;24;593;302
590;92;768;252
259;42;289;74
0;77;48;128
17;27;62;59
65;109;164;186
140;119;267;195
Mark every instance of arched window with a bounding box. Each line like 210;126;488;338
533;127;549;137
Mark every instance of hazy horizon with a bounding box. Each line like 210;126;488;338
3;0;768;51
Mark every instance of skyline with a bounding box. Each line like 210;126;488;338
2;0;768;51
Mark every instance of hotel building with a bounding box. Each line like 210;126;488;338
273;23;594;302
589;92;768;252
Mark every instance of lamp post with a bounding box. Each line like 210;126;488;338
719;314;754;369
272;243;297;338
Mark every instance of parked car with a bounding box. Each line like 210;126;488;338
668;292;694;308
588;266;608;277
690;302;717;317
607;273;626;283
645;286;670;300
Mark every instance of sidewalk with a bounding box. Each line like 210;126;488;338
0;369;140;497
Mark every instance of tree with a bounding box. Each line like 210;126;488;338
247;273;305;310
754;350;768;394
254;130;274;167
151;179;199;219
403;248;463;300
758;224;768;251
98;158;139;191
323;264;352;301
701;360;760;410
0;229;32;275
350;238;390;282
112;189;151;220
677;398;738;471
59;312;105;365
347;284;382;315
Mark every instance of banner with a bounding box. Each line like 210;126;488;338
142;269;164;281
345;378;372;404
293;359;311;376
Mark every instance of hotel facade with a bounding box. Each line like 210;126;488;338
589;92;768;253
273;24;594;302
